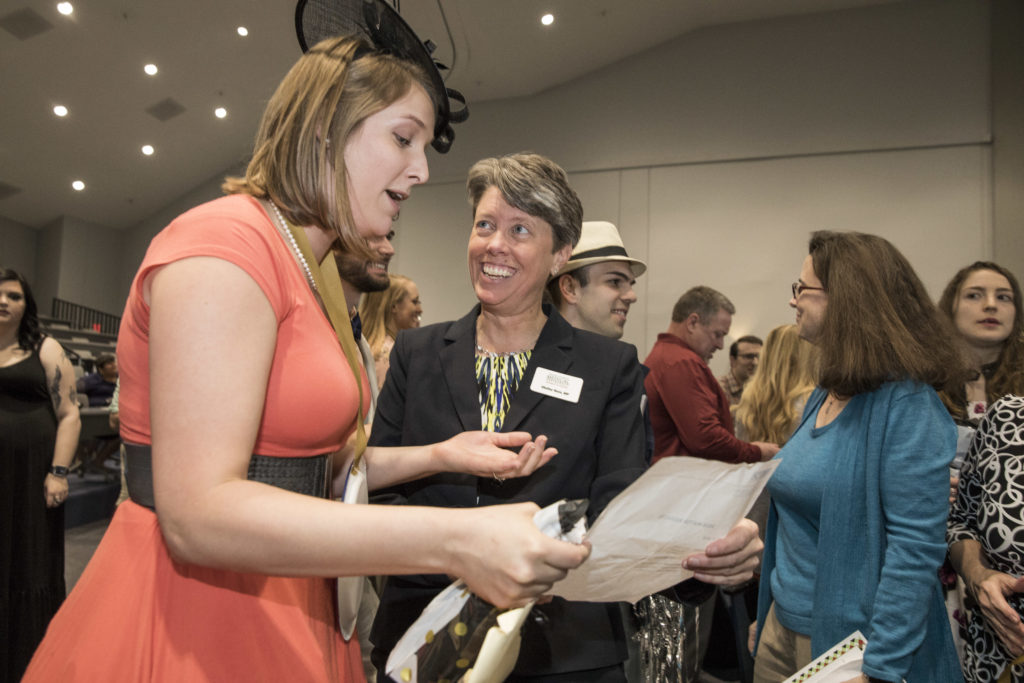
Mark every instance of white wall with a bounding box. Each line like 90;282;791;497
56;216;126;315
992;0;1024;270
423;0;989;182
0;215;37;283
387;0;995;376
33;218;64;317
120;163;247;297
643;146;990;376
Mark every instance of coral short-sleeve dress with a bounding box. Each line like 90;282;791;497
24;194;367;682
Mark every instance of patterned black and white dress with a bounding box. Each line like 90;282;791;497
948;395;1024;683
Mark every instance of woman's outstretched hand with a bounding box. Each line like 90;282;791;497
439;431;557;481
449;502;590;608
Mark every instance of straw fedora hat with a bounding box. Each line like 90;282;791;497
553;221;646;279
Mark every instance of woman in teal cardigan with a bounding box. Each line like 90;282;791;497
753;231;965;683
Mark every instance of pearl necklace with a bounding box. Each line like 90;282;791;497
269;201;317;292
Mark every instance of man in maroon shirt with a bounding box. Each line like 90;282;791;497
644;286;779;464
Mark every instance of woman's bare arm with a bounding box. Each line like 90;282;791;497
147;257;587;607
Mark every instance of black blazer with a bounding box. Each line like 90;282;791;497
369;304;647;678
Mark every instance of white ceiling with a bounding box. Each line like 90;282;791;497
0;0;896;230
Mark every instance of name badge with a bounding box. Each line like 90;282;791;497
530;367;583;403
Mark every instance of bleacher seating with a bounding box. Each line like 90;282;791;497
39;314;118;372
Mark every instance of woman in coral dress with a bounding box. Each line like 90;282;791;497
24;33;588;683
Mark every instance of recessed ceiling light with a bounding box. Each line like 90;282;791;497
144;63;158;76
57;2;73;15
541;13;554;26
71;180;85;191
214;107;227;119
141;145;155;156
53;105;68;117
237;26;248;37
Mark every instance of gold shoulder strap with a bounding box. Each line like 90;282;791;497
283;219;368;468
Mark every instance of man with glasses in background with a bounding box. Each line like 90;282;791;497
718;335;763;406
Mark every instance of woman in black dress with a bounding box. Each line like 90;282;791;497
0;268;81;682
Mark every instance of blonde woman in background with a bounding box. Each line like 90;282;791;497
735;323;820;536
735;324;820;661
360;273;421;389
735;324;819;446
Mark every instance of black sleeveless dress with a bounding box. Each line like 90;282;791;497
0;344;65;683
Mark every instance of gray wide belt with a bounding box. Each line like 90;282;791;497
124;443;331;510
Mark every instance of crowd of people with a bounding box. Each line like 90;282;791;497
2;10;1022;683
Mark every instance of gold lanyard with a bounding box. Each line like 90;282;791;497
278;214;368;468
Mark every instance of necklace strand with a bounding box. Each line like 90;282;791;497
269;201;318;292
475;343;530;358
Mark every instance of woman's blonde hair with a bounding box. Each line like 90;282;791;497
735;324;820;445
360;274;415;354
223;35;435;261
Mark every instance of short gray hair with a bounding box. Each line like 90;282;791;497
671;286;735;323
466;152;583;252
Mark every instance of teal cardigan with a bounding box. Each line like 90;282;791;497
755;381;962;682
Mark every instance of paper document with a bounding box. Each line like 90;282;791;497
550;456;779;604
783;631;866;682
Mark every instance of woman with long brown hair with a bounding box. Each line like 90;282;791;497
937;261;1023;426
752;231;963;683
941;261;1024;682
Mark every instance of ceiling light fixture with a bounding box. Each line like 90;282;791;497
57;2;73;15
144;63;158;76
141;145;154;156
237;26;248;37
541;13;554;26
53;105;68;117
214;107;227;119
71;180;85;191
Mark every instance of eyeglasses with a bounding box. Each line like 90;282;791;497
737;353;760;361
791;282;826;298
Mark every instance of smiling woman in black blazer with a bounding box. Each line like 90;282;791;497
369;152;761;682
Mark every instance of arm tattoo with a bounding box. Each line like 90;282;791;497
50;366;64;412
57;349;78;408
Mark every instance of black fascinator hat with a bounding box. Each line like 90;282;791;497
296;0;468;153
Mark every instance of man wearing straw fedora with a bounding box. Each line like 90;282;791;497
547;221;646;341
549;221;756;682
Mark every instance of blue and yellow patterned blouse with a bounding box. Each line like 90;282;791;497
475;350;531;432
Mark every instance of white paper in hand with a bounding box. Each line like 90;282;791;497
550;456;779;604
783;631;866;682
